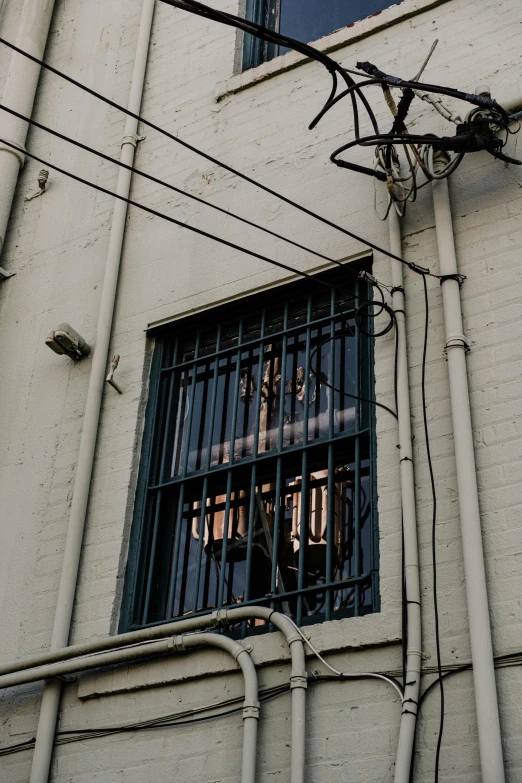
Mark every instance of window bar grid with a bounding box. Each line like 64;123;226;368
181;333;201;478
160;311;339;376
269;456;283;614
242;463;258;635
325;287;336;620
142;342;179;624
296;448;309;626
252;310;266;459
205;325;222;472
166;482;185;618
229;319;244;466
277;303;289;452
354;279;362;616
191;475;209;613
217;470;234;608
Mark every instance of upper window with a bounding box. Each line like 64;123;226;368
243;0;400;70
120;266;378;634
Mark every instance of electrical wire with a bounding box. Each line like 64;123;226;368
285;616;404;700
0;134;357;304
0;37;432;278
420;273;444;783
0;102;366;282
308;284;399;421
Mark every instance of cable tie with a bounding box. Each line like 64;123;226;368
406;600;421;607
390;286;405;296
400;456;413;463
406;680;417;687
401;708;418;716
393;308;406;316
403;698;419;705
439;273;466;287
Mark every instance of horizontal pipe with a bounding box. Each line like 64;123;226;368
1;608;305;783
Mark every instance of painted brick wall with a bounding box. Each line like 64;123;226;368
0;0;521;781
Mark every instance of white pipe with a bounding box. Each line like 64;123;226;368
388;208;422;783
431;159;505;783
180;633;259;783
2;607;305;783
0;633;259;783
28;2;156;781
0;0;57;255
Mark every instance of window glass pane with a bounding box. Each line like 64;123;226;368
279;0;399;53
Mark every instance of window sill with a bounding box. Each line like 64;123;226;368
215;0;452;102
77;612;401;700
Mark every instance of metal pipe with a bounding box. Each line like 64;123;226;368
388;207;422;783
431;158;505;783
0;0;57;257
3;607;303;783
28;2;157;781
180;633;259;783
0;633;259;783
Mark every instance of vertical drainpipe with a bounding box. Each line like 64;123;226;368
431;155;505;783
389;207;422;783
28;2;156;781
0;0;57;262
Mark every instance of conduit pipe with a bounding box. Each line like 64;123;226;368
0;0;57;256
0;633;259;783
388;207;422;783
28;2;157;782
431;153;505;783
3;608;303;783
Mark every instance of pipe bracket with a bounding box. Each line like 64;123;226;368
212;608;232;627
444;334;470;353
290;673;308;690
168;635;187;653
121;132;146;148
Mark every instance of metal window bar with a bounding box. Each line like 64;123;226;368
128;271;377;632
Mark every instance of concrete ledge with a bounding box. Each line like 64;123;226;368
215;0;453;102
78;611;401;700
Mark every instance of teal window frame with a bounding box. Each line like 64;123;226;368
120;264;379;634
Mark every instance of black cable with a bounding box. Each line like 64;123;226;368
420;273;444;782
308;286;399;421
0;103;366;282
0;37;426;277
0;135;351;299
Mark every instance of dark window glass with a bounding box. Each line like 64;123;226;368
120;266;379;634
243;0;401;69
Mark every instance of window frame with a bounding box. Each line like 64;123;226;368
120;264;380;634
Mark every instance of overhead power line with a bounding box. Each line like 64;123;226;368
0;36;435;278
0;134;347;293
0;103;359;278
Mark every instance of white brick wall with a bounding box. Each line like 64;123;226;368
0;0;521;780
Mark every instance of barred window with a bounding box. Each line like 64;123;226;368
243;0;400;71
120;266;379;633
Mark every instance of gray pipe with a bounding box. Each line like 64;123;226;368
2;607;305;783
0;633;259;783
28;2;157;780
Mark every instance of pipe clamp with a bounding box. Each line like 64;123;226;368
168;635;186;653
290;673;308;690
121;132;146;148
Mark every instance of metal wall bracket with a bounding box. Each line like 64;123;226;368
106;354;123;394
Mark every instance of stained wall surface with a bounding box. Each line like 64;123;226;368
0;0;521;781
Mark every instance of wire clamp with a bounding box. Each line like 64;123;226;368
121;132;146;149
168;635;187;653
444;334;470;354
242;700;261;721
358;270;379;286
212;608;231;627
408;262;430;275
290;673;308;690
439;273;466;287
390;286;405;297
